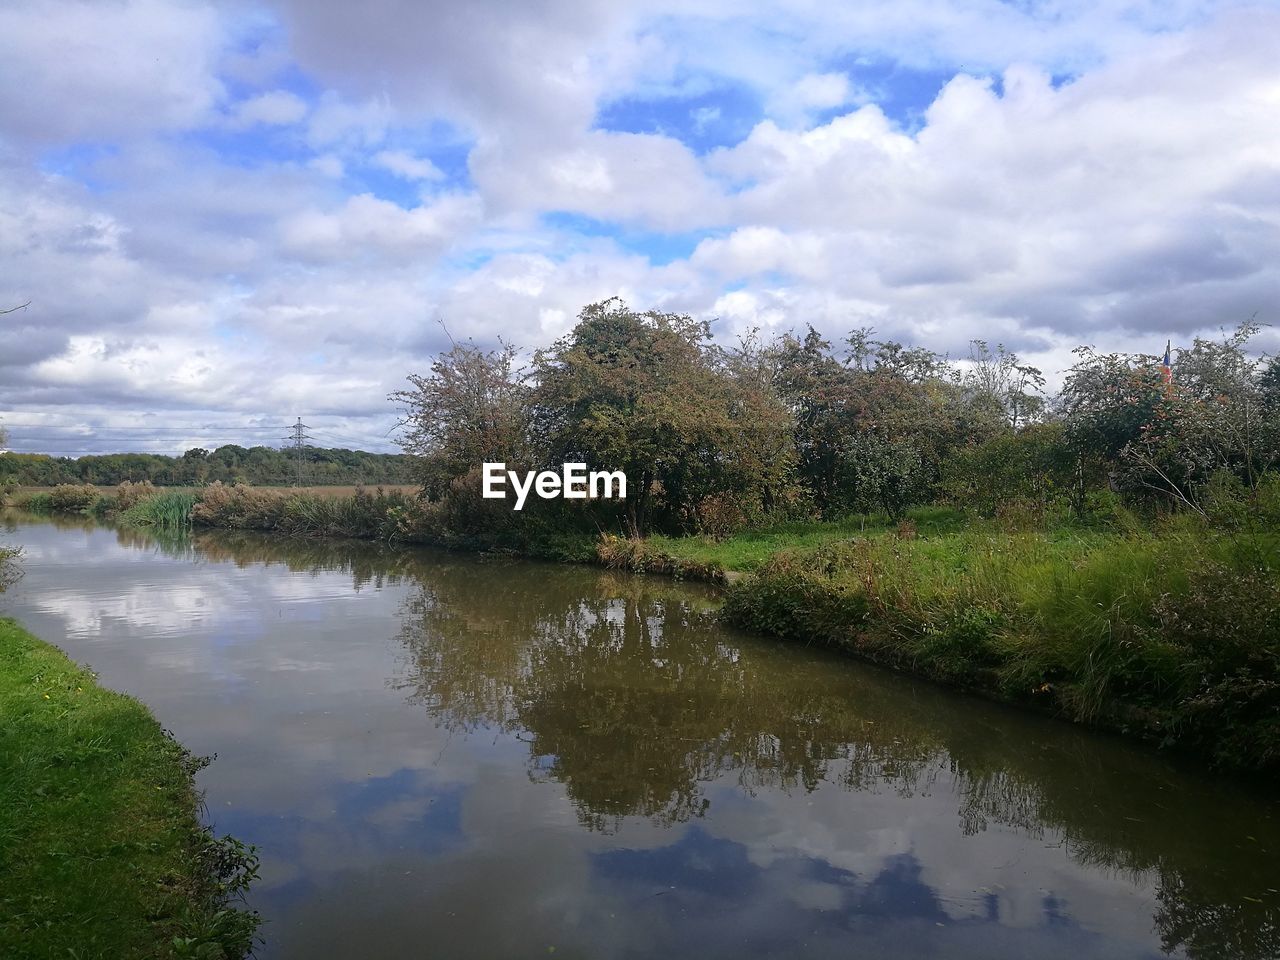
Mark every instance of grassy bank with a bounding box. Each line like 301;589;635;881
721;514;1280;774
637;505;969;573
0;619;258;959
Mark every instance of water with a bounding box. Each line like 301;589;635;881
2;513;1277;959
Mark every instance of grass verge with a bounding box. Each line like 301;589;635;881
0;619;259;959
644;505;968;572
721;515;1280;774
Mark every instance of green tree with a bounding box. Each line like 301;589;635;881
774;328;1002;518
531;299;738;536
716;330;796;521
1063;323;1279;507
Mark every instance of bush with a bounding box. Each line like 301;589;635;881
121;491;197;529
191;483;412;541
1155;562;1280;768
191;483;286;530
46;484;101;513
939;423;1077;519
0;544;20;592
596;534;726;582
690;493;750;541
112;480;157;512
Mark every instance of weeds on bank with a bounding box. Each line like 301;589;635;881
192;481;412;539
722;507;1280;772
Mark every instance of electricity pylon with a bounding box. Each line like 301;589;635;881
284;417;312;487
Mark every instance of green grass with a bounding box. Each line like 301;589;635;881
0;619;258;959
121;491;199;529
644;505;969;572
721;515;1280;772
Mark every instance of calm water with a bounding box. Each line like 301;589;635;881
2;513;1278;960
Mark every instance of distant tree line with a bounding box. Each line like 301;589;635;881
395;298;1280;539
0;445;416;487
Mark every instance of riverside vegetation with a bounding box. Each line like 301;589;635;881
0;619;260;959
0;423;259;959
4;299;1278;773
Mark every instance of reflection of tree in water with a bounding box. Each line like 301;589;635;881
101;521;1280;959
390;557;1280;960
394;566;943;830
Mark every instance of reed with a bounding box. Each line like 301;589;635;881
120;490;198;529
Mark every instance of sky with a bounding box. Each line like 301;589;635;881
1;0;1279;457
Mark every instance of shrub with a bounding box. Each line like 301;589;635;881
1155;562;1280;768
191;483;286;530
46;484;101;513
113;480;157;511
690;493;749;542
596;534;725;582
0;544;20;591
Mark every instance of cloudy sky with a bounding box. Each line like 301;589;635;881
2;0;1278;456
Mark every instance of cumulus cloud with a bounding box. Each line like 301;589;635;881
2;0;1279;454
373;150;445;182
228;90;308;129
0;0;226;144
279;193;483;263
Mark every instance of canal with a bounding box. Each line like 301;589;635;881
2;513;1276;959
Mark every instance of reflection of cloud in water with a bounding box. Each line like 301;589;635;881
2;517;1276;960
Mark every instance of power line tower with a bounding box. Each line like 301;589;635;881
283;417;312;487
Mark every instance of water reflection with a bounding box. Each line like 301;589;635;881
388;554;1279;959
3;514;1277;960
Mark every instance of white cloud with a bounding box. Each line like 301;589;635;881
471;129;728;230
372;150;445;182
279;193;483;263
3;0;1280;452
765;71;860;126
229;90;308;128
0;0;225;144
305;92;395;149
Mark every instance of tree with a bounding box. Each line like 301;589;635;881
965;340;1047;428
392;339;530;498
718;330;796;519
774;327;1002;518
1134;322;1280;499
531;299;738;537
1061;322;1280;507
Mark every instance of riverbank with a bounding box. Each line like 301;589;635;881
723;516;1279;773
6;481;1279;775
0;619;259;959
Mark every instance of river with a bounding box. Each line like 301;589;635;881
1;512;1277;959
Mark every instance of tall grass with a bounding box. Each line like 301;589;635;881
646;505;968;572
120;491;198;529
722;515;1280;772
191;482;412;540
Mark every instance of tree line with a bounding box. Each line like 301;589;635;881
396;298;1280;539
0;445;416;487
